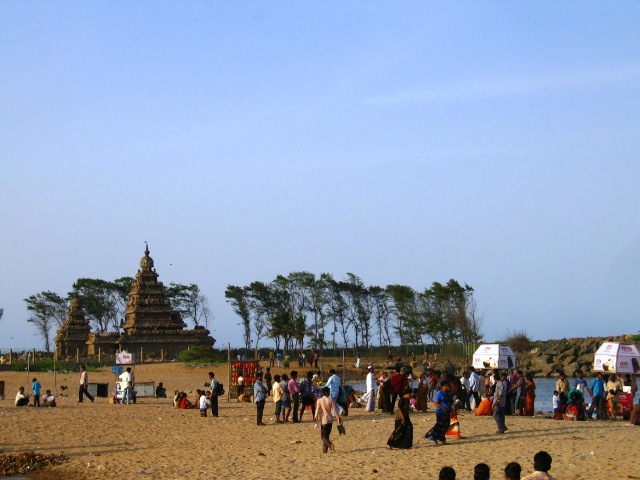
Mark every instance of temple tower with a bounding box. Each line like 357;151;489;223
54;295;91;358
118;244;215;360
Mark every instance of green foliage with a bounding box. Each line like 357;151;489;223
24;291;68;352
504;330;533;353
177;345;221;363
71;277;133;333
9;358;76;372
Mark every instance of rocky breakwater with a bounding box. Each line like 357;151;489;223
518;334;636;377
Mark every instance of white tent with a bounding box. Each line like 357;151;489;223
472;344;516;370
593;342;640;374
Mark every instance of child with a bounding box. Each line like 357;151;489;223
552;390;562;419
199;390;210;417
32;377;42;407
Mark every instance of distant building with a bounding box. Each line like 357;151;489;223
54;295;91;358
63;244;216;361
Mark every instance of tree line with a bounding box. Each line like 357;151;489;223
225;272;483;356
24;278;211;352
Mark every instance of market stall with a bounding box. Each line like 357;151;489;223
593;342;640;374
472;344;516;370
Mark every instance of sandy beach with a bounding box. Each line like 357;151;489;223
1;361;637;480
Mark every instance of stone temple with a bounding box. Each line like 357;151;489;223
54;295;92;358
117;244;215;359
58;245;215;361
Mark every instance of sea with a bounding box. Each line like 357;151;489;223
348;377;561;413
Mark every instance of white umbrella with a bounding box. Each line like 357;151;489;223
472;344;516;370
593;342;640;374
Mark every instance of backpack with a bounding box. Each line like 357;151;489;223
215;382;225;396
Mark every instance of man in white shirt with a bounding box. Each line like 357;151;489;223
119;367;132;404
15;386;29;407
460;371;471;411
468;366;481;409
42;390;57;407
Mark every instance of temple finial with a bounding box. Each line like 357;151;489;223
144;241;149;256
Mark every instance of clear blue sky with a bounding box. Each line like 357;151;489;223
2;2;639;352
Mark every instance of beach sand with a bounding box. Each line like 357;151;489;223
0;361;637;479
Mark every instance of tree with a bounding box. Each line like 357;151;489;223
24;291;68;352
72;278;129;332
386;284;419;348
166;283;211;328
341;273;373;352
369;286;391;347
421;279;480;355
325;277;350;349
225;285;252;353
306;273;331;352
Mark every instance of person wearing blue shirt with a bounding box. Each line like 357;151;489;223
425;379;453;444
253;372;268;426
32;378;42;408
587;372;605;419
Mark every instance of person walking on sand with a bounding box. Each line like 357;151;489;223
425;379;452;445
78;365;94;403
254;372;268;426
314;386;342;453
387;387;413;449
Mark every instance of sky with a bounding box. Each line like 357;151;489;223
1;2;639;352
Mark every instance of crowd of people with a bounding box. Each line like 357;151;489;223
11;354;640;463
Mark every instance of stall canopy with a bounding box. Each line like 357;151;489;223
472;344;516;370
593;342;640;374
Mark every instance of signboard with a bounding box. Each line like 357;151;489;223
115;351;135;365
112;366;124;375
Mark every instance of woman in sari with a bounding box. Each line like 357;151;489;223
416;373;429;412
524;373;536;416
387;388;413;449
425;379;453;444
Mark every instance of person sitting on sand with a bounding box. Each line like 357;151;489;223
522;451;556;480
15;386;29;407
173;390;181;408
178;392;196;409
156;382;167;398
42;390;57;407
